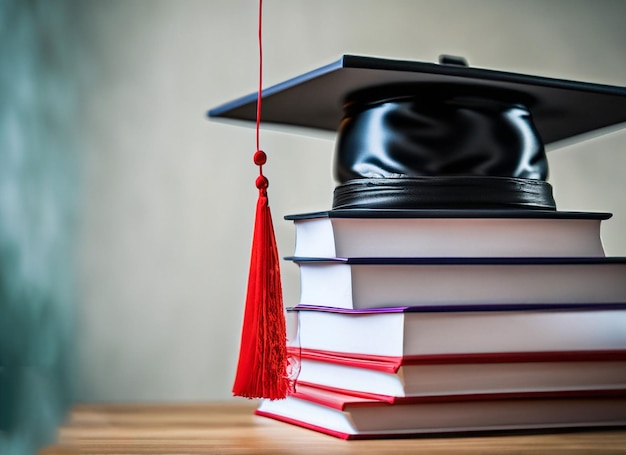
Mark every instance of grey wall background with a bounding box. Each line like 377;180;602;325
75;0;626;403
1;2;625;450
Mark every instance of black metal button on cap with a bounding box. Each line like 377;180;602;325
438;54;468;66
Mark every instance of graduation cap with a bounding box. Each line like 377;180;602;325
211;54;626;401
209;54;626;211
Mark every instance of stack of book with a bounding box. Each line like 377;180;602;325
256;209;626;439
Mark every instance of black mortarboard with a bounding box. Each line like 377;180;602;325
209;54;626;210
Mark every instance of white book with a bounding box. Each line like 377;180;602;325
257;384;626;439
294;350;626;398
290;306;626;357
286;210;609;258
289;257;626;309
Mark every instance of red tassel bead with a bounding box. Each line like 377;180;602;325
254;150;267;165
255;175;268;191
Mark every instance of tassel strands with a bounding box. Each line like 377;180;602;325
232;167;289;399
231;0;290;400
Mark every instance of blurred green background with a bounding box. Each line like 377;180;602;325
0;1;87;453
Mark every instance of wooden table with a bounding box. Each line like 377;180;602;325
41;402;626;454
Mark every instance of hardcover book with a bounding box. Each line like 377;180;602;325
289;257;626;310
290;305;626;357
287;210;609;258
293;349;626;399
257;384;626;439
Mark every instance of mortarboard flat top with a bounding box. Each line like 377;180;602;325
208;54;626;146
209;55;626;211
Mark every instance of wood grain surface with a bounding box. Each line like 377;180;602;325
40;402;626;454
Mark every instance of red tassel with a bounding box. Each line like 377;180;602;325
232;173;290;400
232;0;290;400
